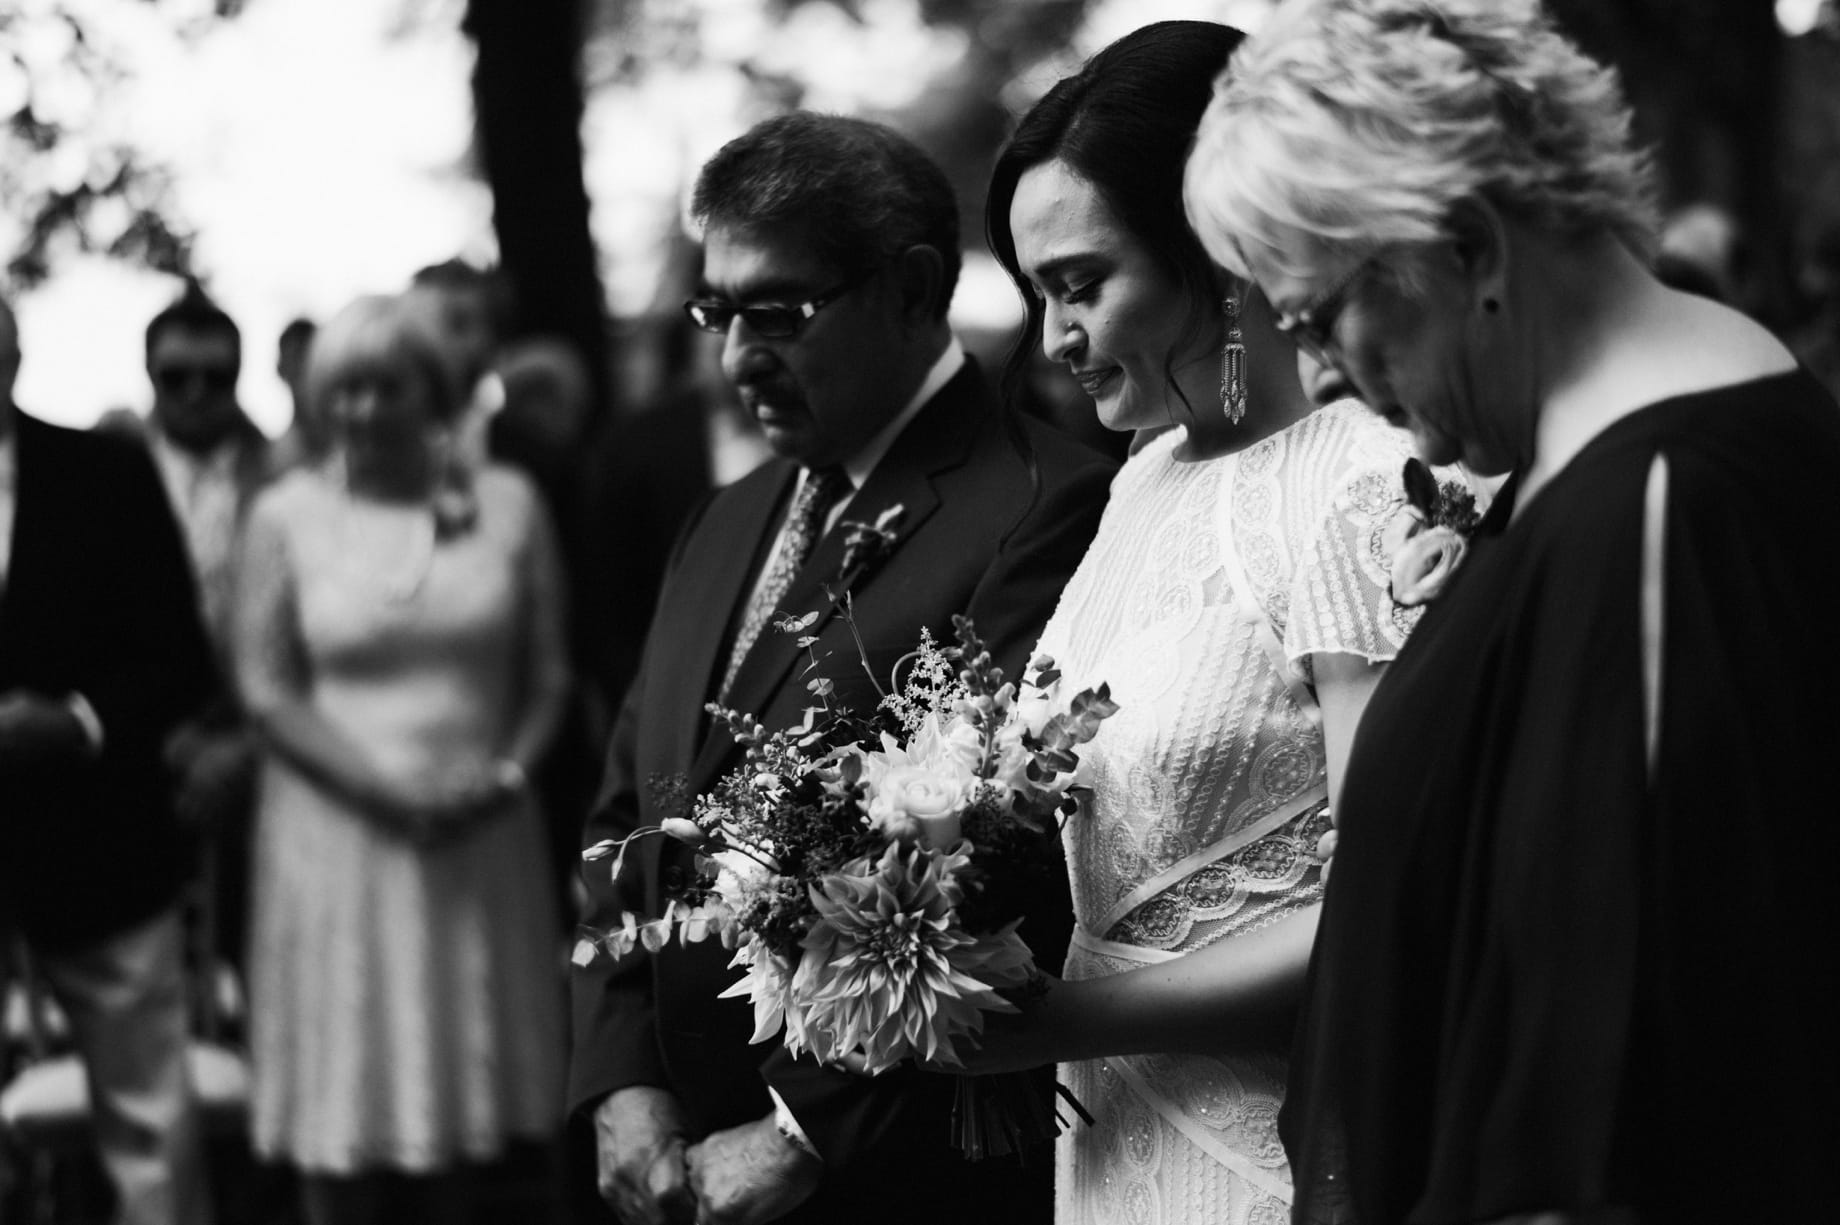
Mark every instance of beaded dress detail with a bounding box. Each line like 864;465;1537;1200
1033;403;1416;1224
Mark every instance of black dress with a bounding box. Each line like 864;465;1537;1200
1282;370;1840;1225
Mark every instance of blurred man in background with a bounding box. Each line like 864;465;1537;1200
142;285;272;652
134;286;275;1000
269;316;322;472
1;293;218;1225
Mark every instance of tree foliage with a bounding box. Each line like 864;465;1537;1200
465;0;611;428
0;3;208;287
579;0;1093;295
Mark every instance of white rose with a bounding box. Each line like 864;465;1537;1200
1390;525;1468;607
866;764;969;850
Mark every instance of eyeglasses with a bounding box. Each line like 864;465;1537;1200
154;365;237;395
1272;256;1381;366
683;272;869;339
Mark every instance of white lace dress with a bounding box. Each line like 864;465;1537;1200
1035;404;1418;1225
236;466;566;1173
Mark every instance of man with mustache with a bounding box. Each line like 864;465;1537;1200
569;113;1114;1225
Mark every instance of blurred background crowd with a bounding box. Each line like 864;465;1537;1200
3;0;1840;1223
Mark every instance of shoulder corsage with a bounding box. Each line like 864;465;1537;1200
1388;458;1481;607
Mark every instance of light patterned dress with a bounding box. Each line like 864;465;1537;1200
1034;403;1418;1225
236;465;565;1173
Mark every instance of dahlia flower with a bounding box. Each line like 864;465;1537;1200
786;842;1033;1073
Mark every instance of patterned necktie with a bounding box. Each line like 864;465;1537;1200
720;466;850;700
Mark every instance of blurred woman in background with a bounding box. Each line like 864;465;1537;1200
234;294;569;1224
1186;0;1840;1220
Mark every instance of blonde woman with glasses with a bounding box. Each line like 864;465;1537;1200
1187;1;1840;1221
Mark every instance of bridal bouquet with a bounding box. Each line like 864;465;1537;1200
582;613;1116;1157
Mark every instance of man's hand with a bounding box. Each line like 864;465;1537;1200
0;691;89;771
593;1085;698;1225
684;1113;821;1225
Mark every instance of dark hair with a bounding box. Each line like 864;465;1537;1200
278;317;317;350
1652;251;1726;303
691;112;961;319
409;257;516;335
410;257;491;292
145;280;241;366
986;21;1244;406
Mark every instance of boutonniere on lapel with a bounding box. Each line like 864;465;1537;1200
833;502;905;593
1388;458;1481;607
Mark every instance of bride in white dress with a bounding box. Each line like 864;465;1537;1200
965;23;1425;1224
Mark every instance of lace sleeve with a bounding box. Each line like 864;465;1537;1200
1284;462;1422;685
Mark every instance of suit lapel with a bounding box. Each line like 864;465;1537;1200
690;366;987;792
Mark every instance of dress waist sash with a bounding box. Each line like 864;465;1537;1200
1089;781;1328;938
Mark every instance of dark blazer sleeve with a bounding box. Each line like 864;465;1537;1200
568;490;719;1117
81;434;218;752
757;429;1114;1171
0;420;216;949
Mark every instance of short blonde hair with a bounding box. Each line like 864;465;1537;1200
305;294;461;429
1184;0;1659;282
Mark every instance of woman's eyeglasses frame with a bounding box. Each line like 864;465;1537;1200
1271;254;1383;367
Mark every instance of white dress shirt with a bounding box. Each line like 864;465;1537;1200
150;426;247;644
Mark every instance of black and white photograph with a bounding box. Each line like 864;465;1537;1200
3;1;1838;1223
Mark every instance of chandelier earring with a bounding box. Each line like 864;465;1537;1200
1220;294;1247;426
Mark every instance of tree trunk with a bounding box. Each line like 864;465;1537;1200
464;0;613;433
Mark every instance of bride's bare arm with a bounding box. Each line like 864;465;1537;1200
947;652;1387;1073
1313;650;1388;814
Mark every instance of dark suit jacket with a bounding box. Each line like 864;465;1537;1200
575;387;717;732
569;361;1114;1223
0;412;216;951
